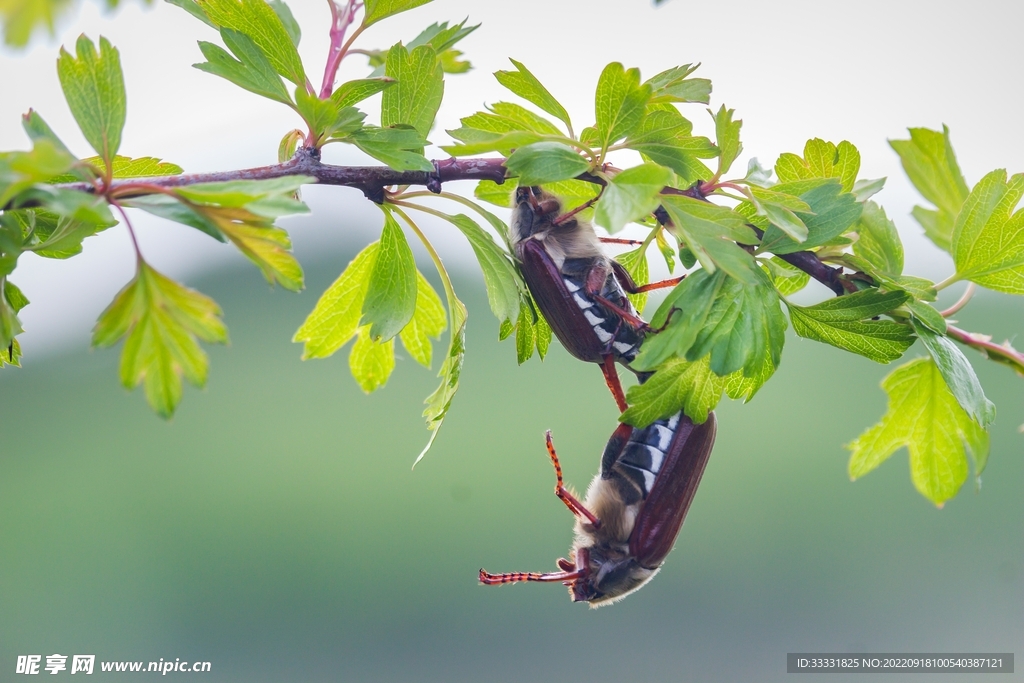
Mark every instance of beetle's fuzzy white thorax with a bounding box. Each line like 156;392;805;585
509;190;605;270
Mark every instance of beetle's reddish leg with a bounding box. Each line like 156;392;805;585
552;195;599;226
545;430;602;529
627;276;685;293
600;237;644;245
600;355;630;414
592;294;651;332
479;568;584;585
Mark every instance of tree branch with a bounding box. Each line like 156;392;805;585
17;149;843;293
947;324;1024;377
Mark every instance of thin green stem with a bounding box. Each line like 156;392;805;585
934;273;961;291
387;203;456;298
941;282;977;318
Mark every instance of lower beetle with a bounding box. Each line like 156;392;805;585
480;409;716;606
509;186;682;412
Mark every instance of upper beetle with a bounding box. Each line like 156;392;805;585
480;409;716;606
509;186;681;412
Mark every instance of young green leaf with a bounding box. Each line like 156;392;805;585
594;62;652;151
0;337;21;368
633;268;784;376
763;256;810;296
624;109;716;184
774;139;860;192
515;302;536;364
615;246;649;313
17;208;109;258
724;343;777;403
345;126;433;171
330;77;395;109
853;201;904;279
911;322;995;427
268;0;299;46
399;269;446;368
167;0;217;28
848;358;989;506
439;213;520;324
474;179;516;208
0;140;76;207
594;163;673;234
197;0;307;87
219;223;303;291
748;186;810;242
621;356;725;427
906;300;946;334
382;44;443;139
293;242;378;359
415;254;468;466
659;195;759;283
194;28;293;105
644;64;712;104
21;109;76;161
712;105;741;177
363;0;432;27
534;310;552;359
362;210;417;342
950;170;1024;294
504;142;590;186
494;59;572;134
889;126;969;252
92;261;228;418
0;278;26;351
56;35;126;163
786;290;914;363
757;179;862;254
349;326;395;393
295;88;364;141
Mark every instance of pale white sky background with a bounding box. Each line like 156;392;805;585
2;0;1022;358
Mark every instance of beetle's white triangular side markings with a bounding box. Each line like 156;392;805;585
583;310;605;326
644;444;665;473
641;469;656;493
563;278;580;292
667;413;680;430
573;293;594;310
652;425;673;450
613;341;634;354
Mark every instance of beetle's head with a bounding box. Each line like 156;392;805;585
566;545;658;607
510;186;560;244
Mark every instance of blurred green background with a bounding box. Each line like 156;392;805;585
1;243;1021;682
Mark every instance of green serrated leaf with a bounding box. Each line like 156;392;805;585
659;195;758;283
515;302;535;365
346;125;433;171
763;256;810;296
330;77;395;108
362;209;417;342
92;261;227;418
382;43;443;139
911;321;995;427
644;64;712;104
363;0;432;26
534;310;551;359
774;138;860;193
349;326;395;393
293;242;378;359
0;140;76;207
494;59;572;134
890;126;969;252
622;356;725;427
758;179;862;255
787;290;915;363
906;300;946;334
854;201;904;279
712;105;741;177
197;0;306;87
56;35;126;162
220;222;303;291
441;213;520;324
399;269;446;368
595;163;673;234
616;246;649;313
594;62;652;151
951;170;1024;293
268;0;299;46
848;357;989;506
625;108;715;184
474;179;516;208
504;142;590;186
194;28;293;105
